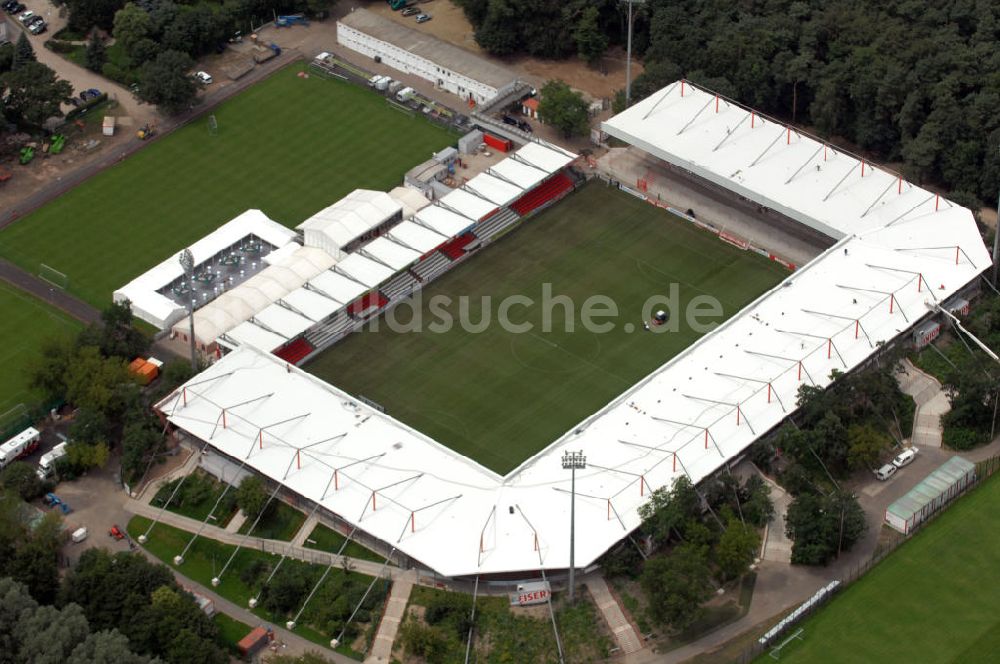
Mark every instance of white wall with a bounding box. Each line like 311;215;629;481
337;23;498;105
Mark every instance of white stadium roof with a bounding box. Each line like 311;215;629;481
335;253;396;288
160;91;992;577
114;210;295;329
413;205;476;238
361;236;422;272
307;270;368;305
463;172;524;207
298;189;402;253
281;287;343;322
439;188;498;222
388;220;448;255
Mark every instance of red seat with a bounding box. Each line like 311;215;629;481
439;232;476;260
347;291;389;317
273;338;313;364
510;173;574;216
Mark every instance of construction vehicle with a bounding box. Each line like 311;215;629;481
19;146;34;164
136;123;157;140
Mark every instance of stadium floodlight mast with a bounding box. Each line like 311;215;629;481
621;0;646;108
178;248;198;370
561;449;586;603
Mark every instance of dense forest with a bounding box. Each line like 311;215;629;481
455;0;1000;209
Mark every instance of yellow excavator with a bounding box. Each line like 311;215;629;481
136;123;157;140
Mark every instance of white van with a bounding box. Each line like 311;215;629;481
875;464;897;481
395;86;415;103
892;447;917;468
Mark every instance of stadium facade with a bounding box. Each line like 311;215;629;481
153;80;991;580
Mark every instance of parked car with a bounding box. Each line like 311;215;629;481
4;2;24;14
79;88;101;101
26;13;41;26
194;71;213;85
415;13;432;22
28;18;45;34
1;1;16;12
17;9;34;23
875;463;897;481
401;6;419;16
892;447;918;468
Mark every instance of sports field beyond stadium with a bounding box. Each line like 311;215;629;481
760;469;1000;664
0;282;80;413
305;182;787;474
0;63;454;309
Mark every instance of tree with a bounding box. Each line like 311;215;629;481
785;490;867;565
27;335;77;403
87;301;150;360
270;653;337;664
715;518;760;581
574;5;608;67
85;34;107;73
537;80;590;138
399;622;448;661
65;442;110;473
847;424;891;470
64;346;132;413
12;33;35;71
113;3;154;61
236;475;267;520
640;543;712;631
0;61;73;128
67;0;126;32
0;42;14;75
638;475;701;547
121;417;165;486
70;407;111;446
137;50;198;114
66;630;157;664
0;462;47;501
474;0;519;56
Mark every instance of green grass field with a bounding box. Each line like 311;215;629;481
0;63;454;309
0;282;81;414
303;522;384;563
238;501;306;541
760;471;1000;663
305;182;787;474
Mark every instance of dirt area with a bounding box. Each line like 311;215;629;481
364;1;642;101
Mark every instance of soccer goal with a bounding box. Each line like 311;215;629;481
38;263;69;289
769;628;805;660
208;114;219;135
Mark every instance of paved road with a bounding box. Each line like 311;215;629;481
0;258;100;323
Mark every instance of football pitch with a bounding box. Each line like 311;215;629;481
0;63;454;309
757;468;1000;664
758;466;1000;664
305;183;788;474
0;282;81;414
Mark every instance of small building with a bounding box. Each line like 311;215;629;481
885;456;976;534
337;8;517;106
522;97;540;120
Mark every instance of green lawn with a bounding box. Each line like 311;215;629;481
0;63;455;309
303;522;384;563
305;182;787;474
0;282;81;414
757;471;1000;663
151;470;238;525
238;501;306;541
129;515;373;659
213;612;255;654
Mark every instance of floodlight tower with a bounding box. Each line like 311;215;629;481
621;0;646;108
994;147;1000;285
562;449;586;603
179;248;197;370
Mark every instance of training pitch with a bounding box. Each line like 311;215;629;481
0;63;455;309
757;468;1000;664
0;282;81;414
305;182;788;474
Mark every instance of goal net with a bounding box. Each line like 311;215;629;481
38;263;69;289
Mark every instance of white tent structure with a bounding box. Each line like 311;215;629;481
157;87;992;578
297;189;401;259
114;210;295;329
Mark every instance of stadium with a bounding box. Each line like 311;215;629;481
138;78;990;583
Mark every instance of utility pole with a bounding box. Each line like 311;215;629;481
993;161;999;285
621;0;645;109
562;450;586;603
179;249;198;371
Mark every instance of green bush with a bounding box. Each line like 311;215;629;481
44;40;78;54
943;426;987;451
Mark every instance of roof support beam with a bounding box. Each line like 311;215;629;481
784;144;825;185
822;160;860;201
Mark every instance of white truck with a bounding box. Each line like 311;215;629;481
395;86;415;103
36;442;69;480
0;427;41;470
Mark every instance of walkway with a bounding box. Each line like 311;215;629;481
759;475;793;564
0;258;101;324
125;498;401;580
365;569;417;664
292;513;320;548
896;359;950;448
583;574;643;655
